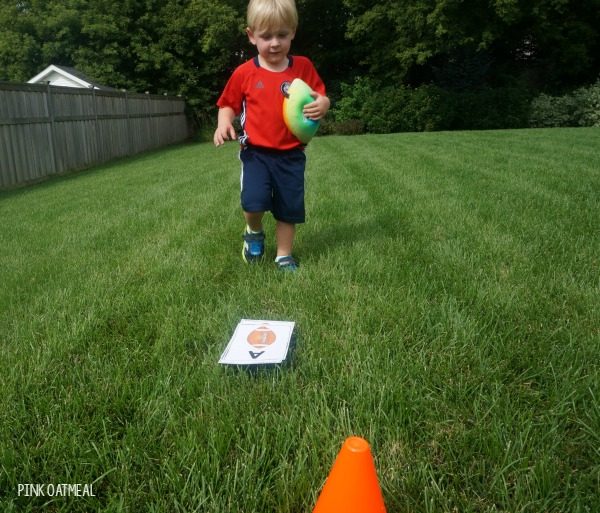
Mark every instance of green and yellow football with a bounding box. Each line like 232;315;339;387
283;78;320;144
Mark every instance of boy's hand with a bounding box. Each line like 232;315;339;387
303;93;331;121
214;106;237;146
214;123;237;147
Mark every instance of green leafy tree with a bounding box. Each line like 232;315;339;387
2;0;598;125
343;0;600;91
0;0;146;87
0;0;244;111
0;0;45;81
293;0;357;91
127;0;244;114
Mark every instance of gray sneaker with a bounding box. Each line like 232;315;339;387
276;255;298;272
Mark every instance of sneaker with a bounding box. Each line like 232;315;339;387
242;229;265;263
276;255;299;272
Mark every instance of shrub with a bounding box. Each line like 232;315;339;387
573;80;600;127
330;76;377;130
529;80;600;128
319;118;365;136
444;87;531;130
529;93;578;128
363;84;448;133
331;77;449;134
330;77;531;134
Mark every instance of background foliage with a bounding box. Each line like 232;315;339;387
1;0;599;131
530;80;600;128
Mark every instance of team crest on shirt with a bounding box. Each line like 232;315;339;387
280;81;291;98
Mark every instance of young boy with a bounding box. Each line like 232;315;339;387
214;0;330;271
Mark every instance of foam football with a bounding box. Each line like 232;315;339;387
283;78;320;144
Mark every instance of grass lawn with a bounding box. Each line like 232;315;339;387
1;128;599;512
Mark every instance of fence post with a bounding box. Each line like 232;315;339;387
45;83;59;175
147;92;153;148
125;90;133;155
92;87;101;163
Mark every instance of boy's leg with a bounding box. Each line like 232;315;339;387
242;211;266;263
244;211;264;232
240;147;270;263
270;149;304;271
275;221;295;257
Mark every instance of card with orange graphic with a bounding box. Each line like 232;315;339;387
219;319;295;365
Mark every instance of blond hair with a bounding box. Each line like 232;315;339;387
247;0;298;32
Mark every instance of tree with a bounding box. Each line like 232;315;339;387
342;0;600;91
0;0;244;111
1;0;597;125
0;0;47;82
293;0;357;91
127;0;244;113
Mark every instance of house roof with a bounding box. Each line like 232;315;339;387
28;64;118;91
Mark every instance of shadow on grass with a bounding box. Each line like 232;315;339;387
0;141;197;199
300;213;411;260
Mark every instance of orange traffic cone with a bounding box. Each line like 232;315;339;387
312;436;387;513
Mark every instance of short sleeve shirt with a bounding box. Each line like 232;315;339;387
217;56;326;150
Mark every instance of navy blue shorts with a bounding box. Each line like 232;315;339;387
239;146;306;224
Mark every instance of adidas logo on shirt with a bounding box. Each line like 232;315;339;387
255;80;265;89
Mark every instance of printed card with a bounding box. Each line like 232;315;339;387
219;319;295;365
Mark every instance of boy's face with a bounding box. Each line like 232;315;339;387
246;26;295;70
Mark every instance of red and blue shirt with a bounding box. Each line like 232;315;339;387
217;55;326;150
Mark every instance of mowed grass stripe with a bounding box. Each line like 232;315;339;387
1;128;598;512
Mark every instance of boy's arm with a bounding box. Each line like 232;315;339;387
214;106;237;146
303;93;330;121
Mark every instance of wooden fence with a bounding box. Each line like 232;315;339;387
0;82;192;189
